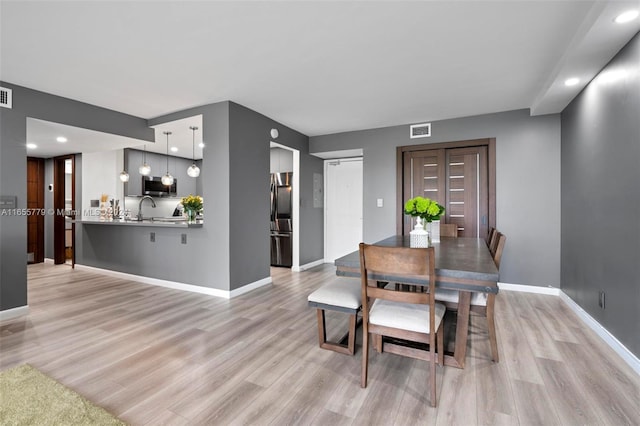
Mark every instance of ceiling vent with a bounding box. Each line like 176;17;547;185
0;87;12;109
410;122;431;139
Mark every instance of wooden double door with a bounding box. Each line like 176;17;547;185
398;139;495;238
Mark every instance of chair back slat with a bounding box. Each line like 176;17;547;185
493;233;506;269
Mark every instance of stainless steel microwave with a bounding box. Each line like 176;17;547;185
143;176;177;197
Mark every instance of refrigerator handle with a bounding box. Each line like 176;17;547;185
270;175;276;222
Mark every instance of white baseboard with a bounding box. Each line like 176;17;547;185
292;259;325;272
0;305;29;322
229;277;272;298
498;282;561;296
44;258;54;264
74;264;270;299
559;291;640;376
499;281;639;376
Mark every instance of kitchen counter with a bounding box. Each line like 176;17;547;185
71;217;203;228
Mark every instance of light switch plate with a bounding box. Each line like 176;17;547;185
377;198;383;207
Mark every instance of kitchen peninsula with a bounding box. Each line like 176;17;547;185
72;214;207;289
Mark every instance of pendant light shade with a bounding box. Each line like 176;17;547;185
119;170;130;182
187;126;200;178
139;144;151;175
161;131;174;186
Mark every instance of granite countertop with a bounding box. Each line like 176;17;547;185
69;217;203;228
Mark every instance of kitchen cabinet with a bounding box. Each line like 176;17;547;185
124;149;198;197
270;148;293;173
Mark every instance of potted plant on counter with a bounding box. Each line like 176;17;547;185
181;194;203;224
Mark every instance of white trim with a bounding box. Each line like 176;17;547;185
498;282;561;295
0;305;29;322
292;258;324;272
229;276;272;298
44;258;54;264
74;264;271;299
499;281;639;376
560;291;640;376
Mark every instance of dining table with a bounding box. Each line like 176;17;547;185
333;235;499;369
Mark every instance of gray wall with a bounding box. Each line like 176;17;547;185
0;83;154;311
227;102;323;289
310;109;561;287
561;32;640;357
146;101;323;291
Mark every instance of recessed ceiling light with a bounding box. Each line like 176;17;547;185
56;136;67;143
170;146;178;152
565;77;580;86
198;143;205;148
26;143;37;149
615;10;639;24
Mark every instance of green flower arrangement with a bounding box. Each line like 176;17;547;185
404;196;445;222
181;194;203;212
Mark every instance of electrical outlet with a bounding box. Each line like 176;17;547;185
598;291;605;309
181;234;187;244
150;232;155;243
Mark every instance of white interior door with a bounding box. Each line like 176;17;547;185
325;158;363;262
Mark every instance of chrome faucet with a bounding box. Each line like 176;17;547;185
137;195;156;221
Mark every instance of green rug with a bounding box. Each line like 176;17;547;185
0;364;125;425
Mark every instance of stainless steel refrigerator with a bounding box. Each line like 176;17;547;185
270;172;293;267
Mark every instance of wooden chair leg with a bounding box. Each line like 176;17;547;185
486;293;499;362
430;333;437;407
361;327;369;388
316;309;327;348
437;325;444;366
374;334;383;352
347;312;357;355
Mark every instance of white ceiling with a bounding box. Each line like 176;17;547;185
2;1;640;156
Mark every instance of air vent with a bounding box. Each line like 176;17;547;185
410;122;431;139
0;87;12;109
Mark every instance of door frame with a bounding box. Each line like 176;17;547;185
270;142;300;270
396;138;495;235
53;154;75;265
27;157;45;263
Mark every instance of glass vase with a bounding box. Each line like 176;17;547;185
186;209;198;224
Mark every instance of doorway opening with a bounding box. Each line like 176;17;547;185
270;142;300;270
54;155;75;266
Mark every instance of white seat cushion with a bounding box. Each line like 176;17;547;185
369;299;445;334
434;289;488;306
308;280;362;310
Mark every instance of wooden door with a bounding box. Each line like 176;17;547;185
27;157;45;263
399;139;494;238
445;146;488;238
54;155;75;265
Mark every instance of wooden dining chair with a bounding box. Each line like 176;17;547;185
359;243;445;407
439;223;458;238
493;232;506;268
434;232;506;362
486;227;496;247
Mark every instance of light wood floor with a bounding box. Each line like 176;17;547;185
1;263;638;425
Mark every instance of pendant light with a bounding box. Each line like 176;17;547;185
161;131;174;186
139;144;151;176
119;170;130;182
187;126;201;178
